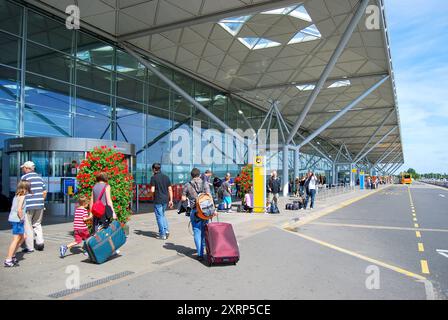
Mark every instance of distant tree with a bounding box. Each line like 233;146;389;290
406;168;420;179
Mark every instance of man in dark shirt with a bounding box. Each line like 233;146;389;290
268;171;281;206
150;163;173;240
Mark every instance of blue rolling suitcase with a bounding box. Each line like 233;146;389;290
84;220;126;264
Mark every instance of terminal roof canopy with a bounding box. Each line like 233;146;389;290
27;0;403;164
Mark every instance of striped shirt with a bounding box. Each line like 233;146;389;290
73;207;89;230
21;172;46;210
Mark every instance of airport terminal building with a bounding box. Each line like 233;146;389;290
0;0;403;210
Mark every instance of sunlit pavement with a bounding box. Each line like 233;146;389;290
1;183;446;300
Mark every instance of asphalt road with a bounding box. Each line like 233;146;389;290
74;182;447;300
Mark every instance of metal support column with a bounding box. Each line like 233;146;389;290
350;163;356;187
297;76;390;149
354;126;398;164
294;148;300;180
332;162;337;185
286;0;371;144
282;145;289;197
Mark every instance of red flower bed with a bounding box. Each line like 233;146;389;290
234;164;253;200
76;146;134;224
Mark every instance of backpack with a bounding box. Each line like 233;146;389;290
269;203;280;214
91;185;107;218
217;185;224;199
189;182;215;220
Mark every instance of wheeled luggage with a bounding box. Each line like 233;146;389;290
84;220;126;264
205;222;239;266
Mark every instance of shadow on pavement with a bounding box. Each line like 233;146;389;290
133;229;159;238
163;242;197;260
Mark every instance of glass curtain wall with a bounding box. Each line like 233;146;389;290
0;0;334;186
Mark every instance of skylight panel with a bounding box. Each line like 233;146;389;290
289;5;313;22
288;24;322;44
238;37;281;50
261;4;313;22
218;15;251;36
261;6;296;16
328;80;351;88
296;84;316;91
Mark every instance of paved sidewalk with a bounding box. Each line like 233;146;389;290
0;184;391;299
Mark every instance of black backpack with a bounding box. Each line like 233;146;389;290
269;203;280;214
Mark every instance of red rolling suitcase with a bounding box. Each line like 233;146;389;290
205;221;239;266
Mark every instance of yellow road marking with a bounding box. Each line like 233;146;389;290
307;222;448;233
421;260;430;274
418;243;425;252
416;231;421;238
412;213;416;217
413;217;418;222
281;228;427;281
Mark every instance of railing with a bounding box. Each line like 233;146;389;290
314;183;355;202
420;179;448;188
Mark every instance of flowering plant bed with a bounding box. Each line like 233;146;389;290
76;146;134;224
234;164;253;201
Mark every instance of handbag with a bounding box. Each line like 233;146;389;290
91;185;107;218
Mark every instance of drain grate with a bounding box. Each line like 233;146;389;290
48;270;134;298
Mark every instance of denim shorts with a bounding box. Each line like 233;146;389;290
11;221;25;235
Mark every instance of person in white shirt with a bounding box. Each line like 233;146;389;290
304;171;318;210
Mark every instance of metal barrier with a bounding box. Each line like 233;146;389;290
420;179;448;188
314;183;355;202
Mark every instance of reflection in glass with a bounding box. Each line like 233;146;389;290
0;31;20;68
26;41;73;83
27;10;73;54
75;87;111;139
0;0;22;35
24;74;71;137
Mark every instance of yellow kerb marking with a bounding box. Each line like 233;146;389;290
421;260;430;274
281;228;426;281
416;231;421;238
418;243;424;252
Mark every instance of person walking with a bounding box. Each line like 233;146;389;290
4;181;30;267
221;173;233;213
59;195;91;258
294;177;300;197
267;171;281;206
299;175;306;196
150;163;173;240
182;168;211;261
90;172;117;233
304;171;318;210
20;161;47;253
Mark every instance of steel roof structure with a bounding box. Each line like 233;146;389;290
24;0;404;172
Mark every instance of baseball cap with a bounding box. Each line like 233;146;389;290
20;161;35;169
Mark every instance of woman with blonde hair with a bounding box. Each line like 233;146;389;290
5;181;31;267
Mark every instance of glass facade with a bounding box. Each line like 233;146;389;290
0;0;333;188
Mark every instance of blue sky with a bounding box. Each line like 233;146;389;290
385;0;448;173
